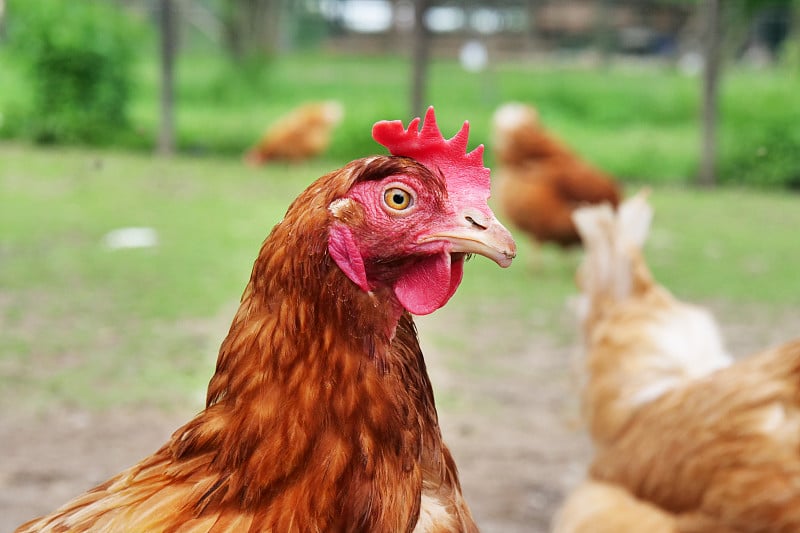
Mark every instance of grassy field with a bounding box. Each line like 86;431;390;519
2;50;799;186
1;143;799;413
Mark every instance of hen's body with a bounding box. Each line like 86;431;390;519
591;339;800;532
244;101;343;165
17;109;516;532
554;194;800;532
554;480;677;533
18;159;472;533
492;103;621;248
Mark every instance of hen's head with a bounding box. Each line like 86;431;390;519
327;108;516;316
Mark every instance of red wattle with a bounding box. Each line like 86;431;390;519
393;253;463;315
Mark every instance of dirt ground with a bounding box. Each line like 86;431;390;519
2;300;797;533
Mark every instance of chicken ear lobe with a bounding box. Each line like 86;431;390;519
329;223;371;292
393;252;464;315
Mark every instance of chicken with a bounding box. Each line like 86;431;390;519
491;102;621;250
17;107;516;533
244;100;344;164
554;192;800;532
553;480;677;533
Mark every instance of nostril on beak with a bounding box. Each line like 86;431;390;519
463;208;490;230
465;215;488;230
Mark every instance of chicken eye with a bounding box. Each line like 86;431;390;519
383;187;413;211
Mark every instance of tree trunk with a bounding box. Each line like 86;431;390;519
222;0;283;62
411;0;431;118
789;2;800;66
698;0;722;187
594;0;615;67
158;0;177;156
0;0;7;40
525;0;541;54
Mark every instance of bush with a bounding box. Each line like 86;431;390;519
719;117;800;189
718;69;800;189
5;0;143;144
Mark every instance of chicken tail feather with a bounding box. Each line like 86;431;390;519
572;190;654;323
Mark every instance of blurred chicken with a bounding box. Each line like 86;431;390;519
553;479;677;533
554;192;800;532
491;102;621;251
17;108;515;532
244;100;344;164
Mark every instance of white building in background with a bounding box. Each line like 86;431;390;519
320;0;522;36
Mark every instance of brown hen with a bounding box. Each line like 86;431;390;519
491;102;621;250
17;108;516;533
244;100;344;165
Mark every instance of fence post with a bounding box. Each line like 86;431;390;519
158;0;177;156
699;0;721;186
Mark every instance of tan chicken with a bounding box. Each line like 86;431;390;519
244;100;344;164
554;480;678;533
553;192;800;532
491;102;621;251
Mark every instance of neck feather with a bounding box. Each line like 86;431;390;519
170;172;442;516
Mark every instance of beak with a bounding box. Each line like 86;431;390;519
422;209;517;268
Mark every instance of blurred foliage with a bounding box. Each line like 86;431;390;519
0;0;798;189
720;116;800;189
781;36;800;68
717;65;800;189
4;0;146;144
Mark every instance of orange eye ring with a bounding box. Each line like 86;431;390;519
383;187;413;211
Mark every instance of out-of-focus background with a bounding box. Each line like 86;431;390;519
1;1;798;531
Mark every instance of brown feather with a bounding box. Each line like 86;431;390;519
492;103;621;248
243;101;344;165
556;194;800;532
17;157;475;533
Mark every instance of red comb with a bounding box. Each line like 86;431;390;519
371;107;491;204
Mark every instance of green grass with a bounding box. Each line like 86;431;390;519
2;49;799;186
647;187;800;304
0;144;323;411
1;145;798;412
